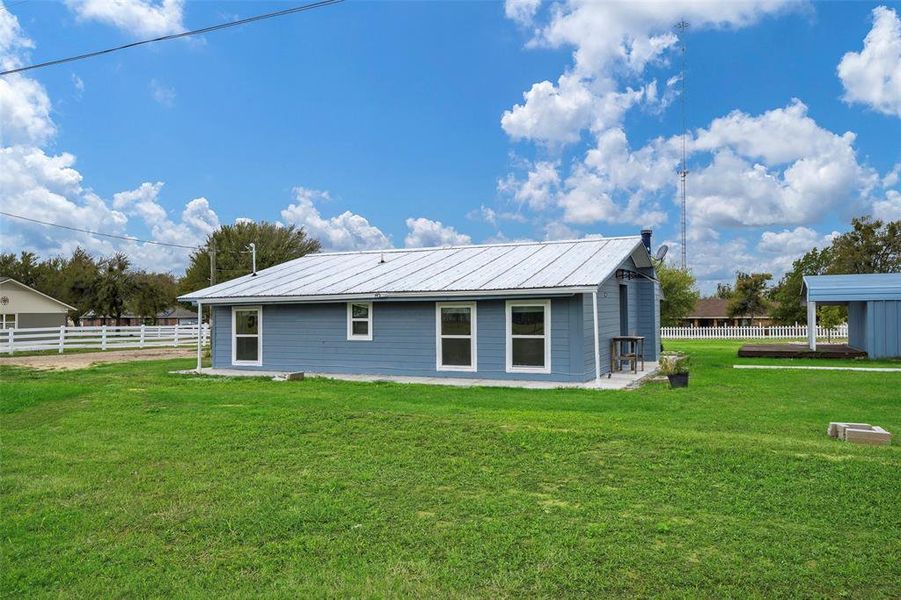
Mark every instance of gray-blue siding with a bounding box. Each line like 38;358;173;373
863;299;901;358
847;299;901;358
210;262;661;380
213;298;587;382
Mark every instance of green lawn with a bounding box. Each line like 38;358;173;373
2;341;899;598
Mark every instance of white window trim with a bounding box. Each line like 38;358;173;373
506;299;551;374
0;314;17;329
346;301;373;341
436;302;477;372
231;305;262;366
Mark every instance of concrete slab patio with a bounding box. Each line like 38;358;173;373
174;363;660;390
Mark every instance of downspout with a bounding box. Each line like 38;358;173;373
592;291;601;382
196;301;203;372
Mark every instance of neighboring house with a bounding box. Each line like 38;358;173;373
803;273;901;358
680;298;773;327
179;233;662;383
0;277;75;329
80;307;199;326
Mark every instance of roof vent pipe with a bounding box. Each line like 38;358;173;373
640;229;652;255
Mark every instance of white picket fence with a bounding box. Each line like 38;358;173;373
660;324;848;340
0;323;210;354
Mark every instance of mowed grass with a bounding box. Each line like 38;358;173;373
1;341;899;598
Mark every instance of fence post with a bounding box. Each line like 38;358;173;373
140;324;146;348
174;325;180;347
101;325;107;350
8;328;14;355
59;325;65;354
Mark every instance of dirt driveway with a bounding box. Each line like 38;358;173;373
0;348;197;370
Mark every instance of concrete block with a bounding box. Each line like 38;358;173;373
844;426;892;446
286;371;305;381
827;422;872;439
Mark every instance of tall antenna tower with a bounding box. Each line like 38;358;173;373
675;19;689;270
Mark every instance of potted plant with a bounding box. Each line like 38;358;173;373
660;352;690;388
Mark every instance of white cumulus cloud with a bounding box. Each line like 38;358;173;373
837;6;901;118
404;217;471;248
281;187;391;252
65;0;186;37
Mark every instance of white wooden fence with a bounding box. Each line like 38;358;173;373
660;324;848;340
0;324;210;354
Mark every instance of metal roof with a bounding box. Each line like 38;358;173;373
803;273;901;303
179;236;652;304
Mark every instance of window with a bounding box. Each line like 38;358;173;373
0;314;15;329
232;306;262;366
436;302;476;371
506;300;551;374
347;302;373;341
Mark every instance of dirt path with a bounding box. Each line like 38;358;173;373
0;348;197;370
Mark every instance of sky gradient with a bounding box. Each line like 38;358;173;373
1;0;899;292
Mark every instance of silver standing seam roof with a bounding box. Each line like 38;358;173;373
179;236;652;304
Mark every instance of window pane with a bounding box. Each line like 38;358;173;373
352;303;369;318
441;307;471;335
236;336;258;362
235;310;258;335
511;306;544;335
352;321;369;336
441;338;471;366
512;338;544;368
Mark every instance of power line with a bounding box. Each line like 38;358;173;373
0;0;345;77
0;211;200;249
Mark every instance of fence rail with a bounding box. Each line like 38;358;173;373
1;324;209;354
660;324;848;340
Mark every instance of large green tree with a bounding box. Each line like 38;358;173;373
656;262;700;326
129;272;179;323
727;272;772;321
769;247;834;325
91;253;134;325
827;216;901;274
180;221;321;294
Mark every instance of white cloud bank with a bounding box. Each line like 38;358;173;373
838;6;901;118
65;0;186;37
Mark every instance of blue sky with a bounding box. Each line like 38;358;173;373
1;1;900;291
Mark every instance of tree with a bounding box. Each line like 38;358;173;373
59;248;100;324
656;262;700;326
0;251;41;286
713;283;733;299
91;253;134;325
129;272;179;323
727;272;772;321
180;221;321;294
828;216;901;274
769;246;833;325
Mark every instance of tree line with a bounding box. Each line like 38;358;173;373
1;222;320;325
657;216;900;326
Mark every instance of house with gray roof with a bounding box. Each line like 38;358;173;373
179;232;661;383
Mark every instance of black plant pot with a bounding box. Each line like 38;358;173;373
667;372;689;388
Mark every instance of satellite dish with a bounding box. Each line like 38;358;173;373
655;244;669;261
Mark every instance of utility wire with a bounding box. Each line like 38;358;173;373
0;0;345;76
0;210;200;249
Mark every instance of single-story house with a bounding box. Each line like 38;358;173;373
0;277;75;329
803;273;901;358
80;306;199;326
179;233;662;383
679;297;772;327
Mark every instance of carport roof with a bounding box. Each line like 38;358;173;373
803;273;901;303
